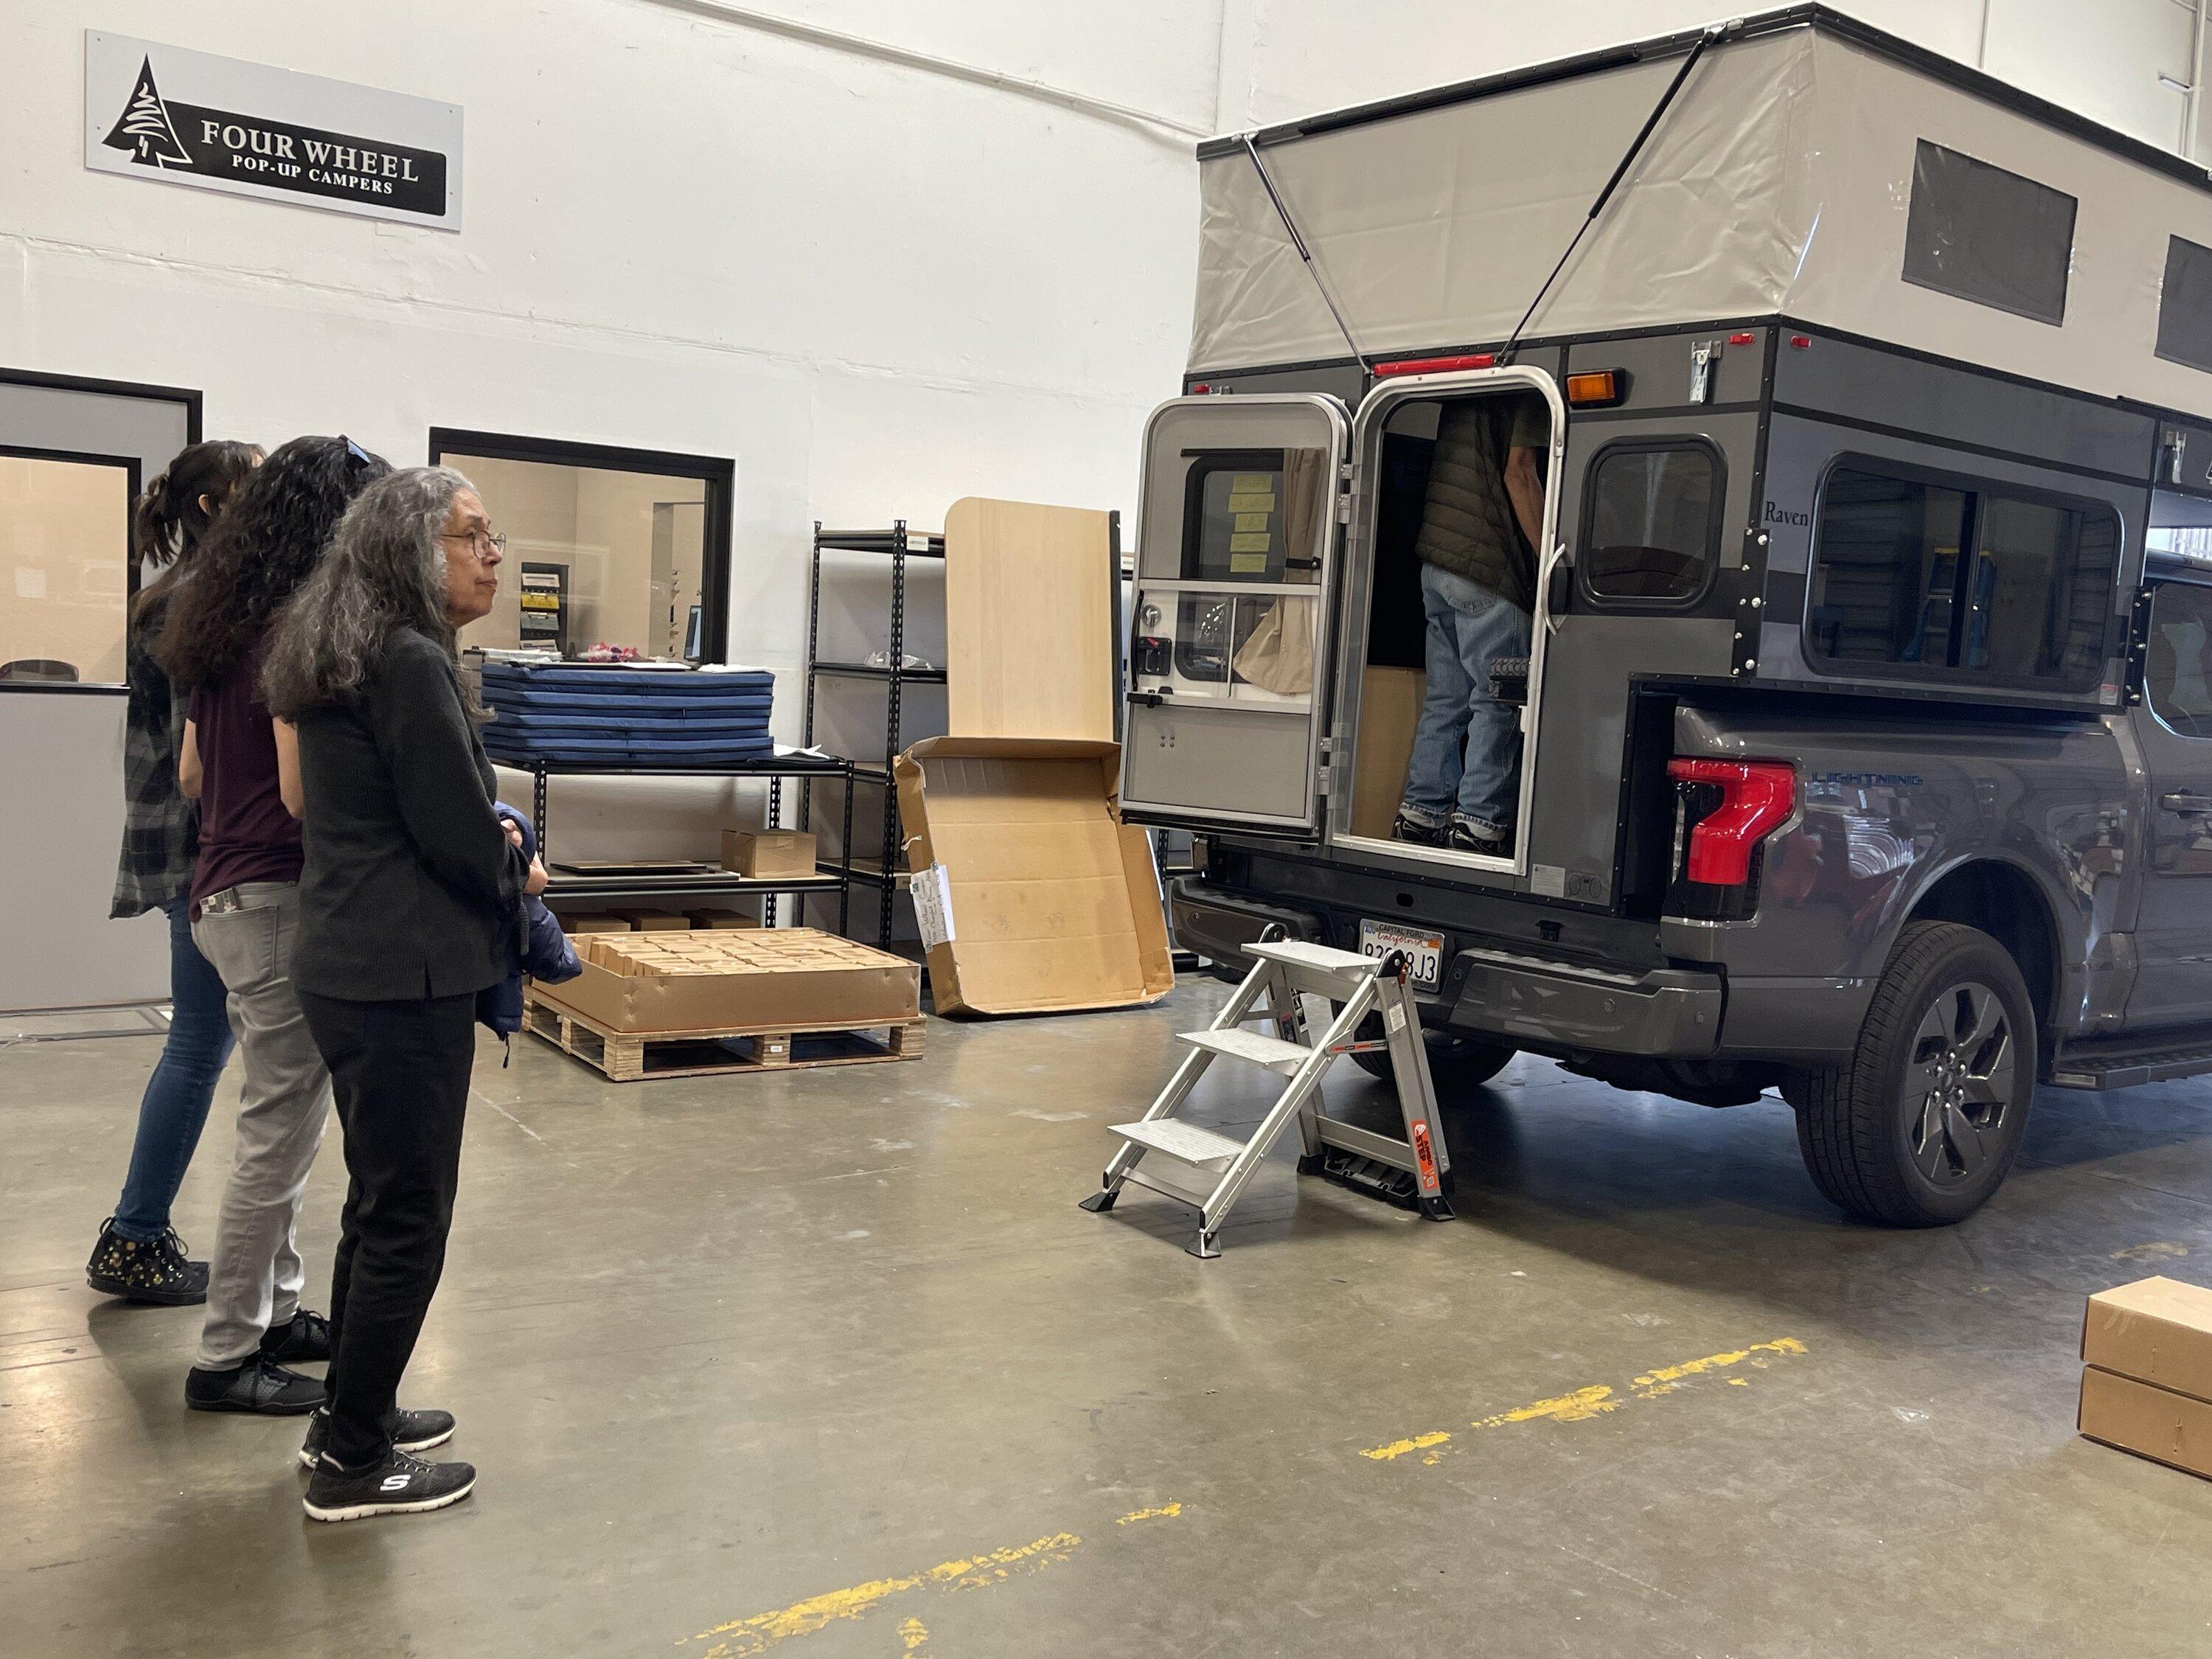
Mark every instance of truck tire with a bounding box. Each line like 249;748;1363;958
1790;921;2035;1227
1349;1018;1515;1091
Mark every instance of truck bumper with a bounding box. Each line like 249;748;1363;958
1169;878;1722;1058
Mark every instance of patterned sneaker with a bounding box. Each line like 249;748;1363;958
1390;811;1451;848
299;1407;456;1470
303;1450;476;1523
86;1220;208;1306
259;1308;332;1365
1447;816;1511;857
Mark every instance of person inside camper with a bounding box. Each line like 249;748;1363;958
1391;390;1548;855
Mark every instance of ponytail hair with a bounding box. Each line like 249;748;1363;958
134;439;263;571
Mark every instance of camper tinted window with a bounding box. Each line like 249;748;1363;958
2148;581;2212;738
1809;462;2115;690
2157;237;2212;374
1902;140;2076;327
1582;442;1719;604
1179;448;1326;585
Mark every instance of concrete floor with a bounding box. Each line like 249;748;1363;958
8;981;2212;1658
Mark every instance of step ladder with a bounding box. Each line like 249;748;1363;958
1079;933;1453;1258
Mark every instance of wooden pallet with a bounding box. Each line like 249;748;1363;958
522;990;924;1082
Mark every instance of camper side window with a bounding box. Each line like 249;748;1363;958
2148;582;2212;740
2156;237;2212;375
1580;441;1721;605
1902;139;2076;327
1807;460;2117;691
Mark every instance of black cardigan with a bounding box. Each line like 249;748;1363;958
291;627;526;1003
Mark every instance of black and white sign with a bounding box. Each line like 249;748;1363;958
83;32;462;230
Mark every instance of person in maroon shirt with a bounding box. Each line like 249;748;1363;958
158;435;391;1416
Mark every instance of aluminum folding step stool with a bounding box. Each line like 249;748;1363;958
1078;933;1453;1258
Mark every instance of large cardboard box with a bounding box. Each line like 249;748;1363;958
722;830;817;880
617;910;692;932
894;735;1173;1016
2079;1366;2212;1481
534;927;918;1034
688;908;762;930
556;911;637;934
2082;1276;2212;1402
1350;665;1423;838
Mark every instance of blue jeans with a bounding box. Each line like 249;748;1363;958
111;898;235;1241
1400;564;1531;837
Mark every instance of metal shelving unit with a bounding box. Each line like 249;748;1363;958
800;521;944;945
526;754;855;933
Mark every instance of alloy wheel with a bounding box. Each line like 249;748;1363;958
1902;981;2015;1188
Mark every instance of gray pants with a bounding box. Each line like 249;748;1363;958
189;882;332;1370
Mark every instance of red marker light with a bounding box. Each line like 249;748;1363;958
1728;332;1756;346
1189;383;1211;394
1374;352;1497;378
1789;334;1812;349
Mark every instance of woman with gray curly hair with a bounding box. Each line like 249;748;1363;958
262;465;546;1522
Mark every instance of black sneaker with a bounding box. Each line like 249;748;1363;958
1390;811;1451;848
1447;818;1511;857
260;1308;332;1365
299;1407;456;1470
303;1449;476;1523
86;1220;208;1306
185;1354;327;1416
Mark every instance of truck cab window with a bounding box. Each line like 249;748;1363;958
1582;442;1719;603
1808;461;2116;689
2149;582;2212;739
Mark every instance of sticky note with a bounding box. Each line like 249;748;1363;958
1234;512;1271;533
1231;473;1275;492
1229;532;1271;554
1231;552;1268;574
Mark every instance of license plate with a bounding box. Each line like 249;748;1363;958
1359;919;1444;992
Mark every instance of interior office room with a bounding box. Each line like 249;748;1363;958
10;1;2212;1654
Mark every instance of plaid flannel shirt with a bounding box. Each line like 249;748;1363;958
110;588;198;918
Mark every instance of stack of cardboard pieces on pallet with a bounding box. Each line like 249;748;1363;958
2079;1276;2212;1481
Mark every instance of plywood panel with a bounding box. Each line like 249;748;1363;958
1350;665;1423;838
945;496;1113;741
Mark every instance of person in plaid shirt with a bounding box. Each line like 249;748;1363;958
88;441;262;1305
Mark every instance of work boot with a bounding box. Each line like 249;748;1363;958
303;1450;476;1523
185;1354;327;1416
259;1308;332;1365
86;1220;208;1306
299;1406;456;1470
1391;810;1450;847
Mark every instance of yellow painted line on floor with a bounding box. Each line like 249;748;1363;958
684;1503;1182;1655
1359;1338;1810;1467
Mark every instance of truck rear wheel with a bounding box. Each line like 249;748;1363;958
1790;921;2035;1227
1349;1018;1515;1091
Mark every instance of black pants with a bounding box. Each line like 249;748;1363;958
297;990;476;1470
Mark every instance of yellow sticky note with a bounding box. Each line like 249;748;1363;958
1231;552;1269;574
1227;493;1275;515
1229;532;1271;554
1234;512;1271;533
1231;473;1275;492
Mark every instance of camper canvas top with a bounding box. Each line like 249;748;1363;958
1189;6;2212;426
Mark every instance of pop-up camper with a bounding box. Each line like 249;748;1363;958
1121;6;2212;1225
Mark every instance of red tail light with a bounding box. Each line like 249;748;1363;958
1666;759;1795;886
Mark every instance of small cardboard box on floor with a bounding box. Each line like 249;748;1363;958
532;928;918;1034
893;735;1172;1016
2079;1276;2212;1481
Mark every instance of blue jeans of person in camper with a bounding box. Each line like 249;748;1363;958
110;898;236;1240
1399;564;1531;839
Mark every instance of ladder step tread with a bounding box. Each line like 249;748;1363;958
1110;1119;1248;1168
1248;939;1378;978
1178;1027;1316;1074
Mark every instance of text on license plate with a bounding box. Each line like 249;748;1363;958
1358;920;1444;992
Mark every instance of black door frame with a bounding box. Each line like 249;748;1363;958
428;427;735;664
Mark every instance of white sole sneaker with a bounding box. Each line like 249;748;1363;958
302;1470;476;1523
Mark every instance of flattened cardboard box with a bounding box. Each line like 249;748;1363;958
2079;1366;2212;1482
533;927;918;1034
894;736;1172;1016
2082;1276;2212;1403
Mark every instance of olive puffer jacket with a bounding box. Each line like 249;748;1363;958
1411;395;1546;611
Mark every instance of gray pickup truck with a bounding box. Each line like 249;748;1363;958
1119;7;2212;1225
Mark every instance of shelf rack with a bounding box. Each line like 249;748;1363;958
522;754;855;933
800;521;944;945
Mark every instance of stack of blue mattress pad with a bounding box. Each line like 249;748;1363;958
477;659;776;766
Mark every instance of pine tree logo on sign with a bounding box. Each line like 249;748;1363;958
102;58;195;169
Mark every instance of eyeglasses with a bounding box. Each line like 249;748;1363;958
441;528;509;558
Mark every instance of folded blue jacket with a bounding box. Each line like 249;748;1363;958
479;803;582;1051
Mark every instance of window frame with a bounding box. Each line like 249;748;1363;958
1899;138;2077;328
426;427;735;665
0;440;144;694
1573;435;1727;613
1802;450;2121;695
2143;576;2212;742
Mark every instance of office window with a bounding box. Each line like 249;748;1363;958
0;450;136;685
1808;462;2116;689
430;432;731;664
2148;581;2212;739
2157;236;2212;375
1902;139;2076;326
1581;442;1720;603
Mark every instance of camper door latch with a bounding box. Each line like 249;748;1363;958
2164;428;2188;485
1689;339;1717;405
